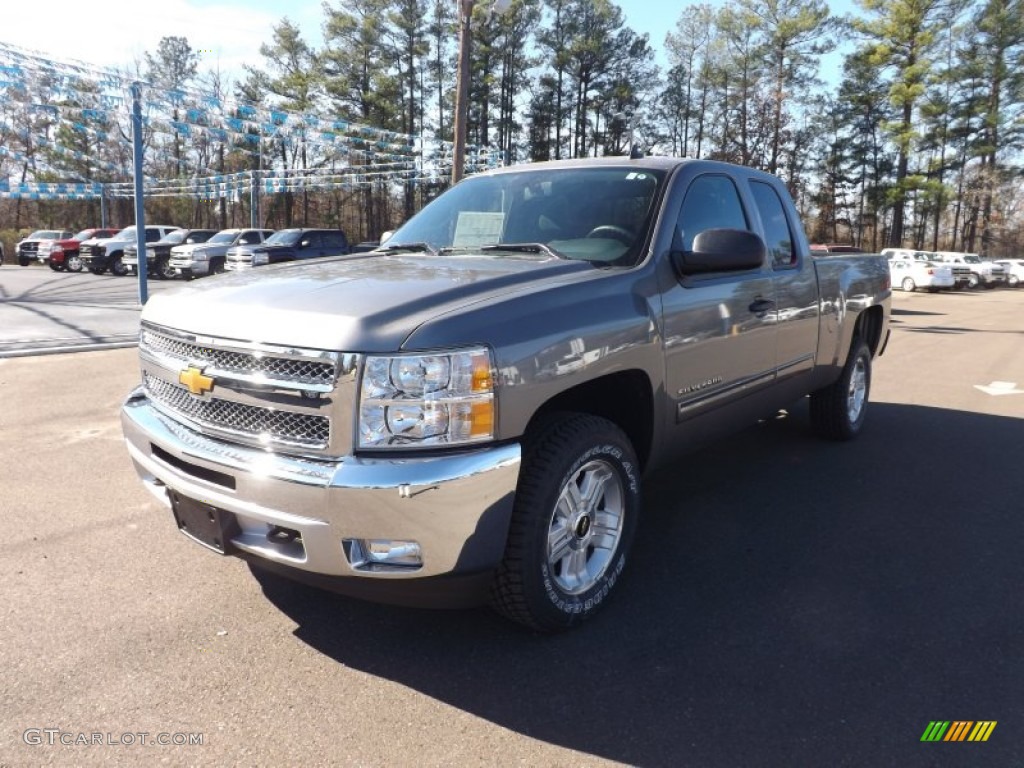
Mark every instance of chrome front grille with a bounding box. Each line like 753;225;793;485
140;326;336;388
144;373;330;448
138;323;359;456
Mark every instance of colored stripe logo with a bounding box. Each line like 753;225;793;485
921;721;997;742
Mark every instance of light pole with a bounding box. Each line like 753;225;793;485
451;0;511;185
451;0;475;185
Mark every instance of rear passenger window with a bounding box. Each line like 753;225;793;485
676;175;748;252
749;181;796;268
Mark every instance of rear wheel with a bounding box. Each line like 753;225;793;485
810;339;872;441
489;414;640;632
1009;275;1019;287
901;277;916;292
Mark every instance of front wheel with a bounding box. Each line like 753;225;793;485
109;254;128;276
49;261;63;272
156;257;176;280
65;253;83;272
809;339;872;441
967;273;980;289
489;414;640;632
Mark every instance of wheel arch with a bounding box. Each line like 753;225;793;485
522;370;654;472
854;305;885;358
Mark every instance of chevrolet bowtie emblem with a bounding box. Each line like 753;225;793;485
179;365;215;396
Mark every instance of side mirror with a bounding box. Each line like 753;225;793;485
672;228;766;277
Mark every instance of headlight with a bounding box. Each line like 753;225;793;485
252;253;268;265
358;348;495;449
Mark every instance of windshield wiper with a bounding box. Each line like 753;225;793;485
480;242;565;259
375;242;437;256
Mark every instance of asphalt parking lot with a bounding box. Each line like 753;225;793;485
1;277;1022;766
0;266;179;356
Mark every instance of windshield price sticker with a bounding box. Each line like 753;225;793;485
453;212;505;248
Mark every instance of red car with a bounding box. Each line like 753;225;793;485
39;228;120;272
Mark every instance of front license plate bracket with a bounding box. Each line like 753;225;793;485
168;491;239;555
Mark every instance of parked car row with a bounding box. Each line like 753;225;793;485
12;226;352;278
882;247;1010;291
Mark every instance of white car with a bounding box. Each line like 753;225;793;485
889;259;955;292
994;259;1024;287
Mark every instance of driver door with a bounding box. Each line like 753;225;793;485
661;174;777;423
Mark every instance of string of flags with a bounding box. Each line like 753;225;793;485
0;42;504;201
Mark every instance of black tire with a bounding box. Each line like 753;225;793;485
489;413;640;632
156;257;176;280
19;255;31;267
901;277;915;292
109;253;127;276
210;257;226;275
65;253;83;272
810;338;872;441
967;273;980;289
49;261;63;272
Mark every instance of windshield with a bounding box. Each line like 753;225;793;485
207;231;239;244
386;166;666;265
265;229;303;246
117;227;137;239
73;230;95;241
963;255;981;263
162;230;188;244
28;230;62;240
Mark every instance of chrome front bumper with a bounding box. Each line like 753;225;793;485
121;388;521;583
169;257;207;275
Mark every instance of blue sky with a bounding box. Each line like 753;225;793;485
2;0;863;87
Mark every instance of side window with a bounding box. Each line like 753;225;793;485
145;229;162;242
300;233;321;248
324;232;347;248
750;181;796;267
676;175;748;252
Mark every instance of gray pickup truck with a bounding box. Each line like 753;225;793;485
121;157;891;631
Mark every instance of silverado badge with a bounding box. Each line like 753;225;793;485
179;365;215;396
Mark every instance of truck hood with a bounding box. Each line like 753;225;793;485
142;251;593;351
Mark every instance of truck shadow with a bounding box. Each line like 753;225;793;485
251;402;1024;767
